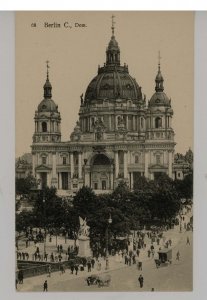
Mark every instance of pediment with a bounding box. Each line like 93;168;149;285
35;164;52;171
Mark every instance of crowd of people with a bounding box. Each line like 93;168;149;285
16;206;192;291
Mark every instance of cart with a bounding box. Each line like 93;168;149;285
155;249;172;268
86;275;99;286
97;274;111;287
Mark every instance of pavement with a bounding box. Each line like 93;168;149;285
16;208;193;292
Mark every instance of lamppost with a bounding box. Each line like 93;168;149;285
105;214;112;270
83;159;88;186
179;198;186;233
42;192;46;254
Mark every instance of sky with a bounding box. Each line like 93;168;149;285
16;11;194;157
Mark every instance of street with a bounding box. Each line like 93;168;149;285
17;230;192;292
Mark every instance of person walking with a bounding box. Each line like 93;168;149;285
48;265;51;277
91;258;95;268
138;274;144;288
71;264;74;274
75;264;79;275
43;280;48;292
176;251;180;261
87;261;91;272
18;270;24;284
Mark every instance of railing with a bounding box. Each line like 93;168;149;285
16;260;74;278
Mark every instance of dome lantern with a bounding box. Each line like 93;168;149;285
106;15;120;66
43;60;52;99
155;51;164;92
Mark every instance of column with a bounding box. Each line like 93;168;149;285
168;150;173;178
124;151;128;179
110;171;114;190
85;172;90;186
32;154;36;176
52;153;57;178
114;151;119;178
133;116;136;131
109;115;111;131
126;116;129;130
131;172;134;189
70;152;74;179
144;151;149;178
78;152;82;179
59;172;62;189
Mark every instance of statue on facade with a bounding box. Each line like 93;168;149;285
80;93;84;105
78;217;90;237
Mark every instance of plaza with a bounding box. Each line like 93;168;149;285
16;209;193;292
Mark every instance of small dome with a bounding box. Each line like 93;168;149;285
38;98;58;112
155;70;163;81
108;36;119;50
44;79;52;89
149;92;171;107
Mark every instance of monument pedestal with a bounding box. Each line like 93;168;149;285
78;236;92;257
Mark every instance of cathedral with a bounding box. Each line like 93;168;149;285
31;19;176;195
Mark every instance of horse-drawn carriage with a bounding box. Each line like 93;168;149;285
86;274;111;287
155;249;172;268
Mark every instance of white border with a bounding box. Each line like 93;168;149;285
0;1;207;11
1;9;207;300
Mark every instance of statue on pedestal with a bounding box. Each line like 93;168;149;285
78;217;92;257
78;217;90;238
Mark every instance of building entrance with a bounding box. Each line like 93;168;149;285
90;154;112;190
41;173;47;188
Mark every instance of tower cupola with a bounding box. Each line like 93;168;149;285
106;15;120;66
155;52;164;92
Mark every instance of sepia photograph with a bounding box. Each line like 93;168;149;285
15;11;194;292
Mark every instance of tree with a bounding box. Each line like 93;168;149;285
174;172;193;201
16;210;36;233
33;187;67;229
73;186;97;219
148;173;180;223
133;174;149;192
16;175;37;196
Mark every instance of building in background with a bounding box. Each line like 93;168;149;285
16;153;32;179
31;20;189;195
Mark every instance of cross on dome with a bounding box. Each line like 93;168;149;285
158;51;161;70
46;60;50;80
111;15;115;36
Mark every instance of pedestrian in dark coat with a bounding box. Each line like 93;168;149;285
71;265;74;274
43;280;48;292
87;261;91;272
75;264;79;275
176;251;180;261
91;258;95;268
18;270;24;284
138;274;144;288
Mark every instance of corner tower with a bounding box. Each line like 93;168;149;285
33;62;61;144
31;62;61;189
145;53;175;179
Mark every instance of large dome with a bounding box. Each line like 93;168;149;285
84;30;142;102
85;65;142;102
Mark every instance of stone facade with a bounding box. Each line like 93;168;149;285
31;24;177;195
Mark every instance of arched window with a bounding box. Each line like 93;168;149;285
135;155;139;164
155;117;162;129
63;157;66;165
42;122;47;132
140;117;144;129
